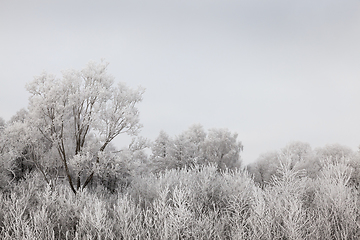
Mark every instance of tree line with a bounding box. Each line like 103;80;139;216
0;61;243;193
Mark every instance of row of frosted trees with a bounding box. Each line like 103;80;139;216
150;125;243;173
0;61;243;194
1;61;360;239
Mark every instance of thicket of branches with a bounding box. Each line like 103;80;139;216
0;160;359;239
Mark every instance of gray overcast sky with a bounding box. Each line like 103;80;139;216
1;0;360;165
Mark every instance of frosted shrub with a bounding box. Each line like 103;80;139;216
248;161;310;239
1;192;32;239
77;192;114;239
0;175;40;239
125;164;256;239
167;184;194;239
222;170;254;239
112;194;142;239
312;162;360;239
28;184;57;239
128;173;160;210
247;185;270;239
51;185;80;239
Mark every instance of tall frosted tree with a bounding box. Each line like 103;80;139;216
26;61;144;193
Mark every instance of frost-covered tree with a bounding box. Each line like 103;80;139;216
151;125;243;172
151;130;172;159
169;133;197;168
167;124;207;167
8;108;28;124
247;151;280;187
180;124;207;161
150;131;174;172
201;128;243;170
26;61;144;193
87;136;150;192
248;141;321;186
183;124;207;147
0;120;51;184
0;110;35;182
280;141;313;170
315;143;354;165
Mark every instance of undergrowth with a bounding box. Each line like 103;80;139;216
0;163;359;239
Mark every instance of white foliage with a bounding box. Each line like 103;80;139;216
201;128;243;169
26;60;144;153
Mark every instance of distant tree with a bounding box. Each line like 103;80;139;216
183;124;207;147
280;141;313;170
247;151;280;187
151;131;195;171
8;108;28;124
167;124;207;168
150;125;206;172
201;128;243;170
151;131;172;159
150;125;242;172
26;61;144;193
315;143;354;165
280;141;324;179
120;136;150;175
248;141;322;186
169;133;197;169
150;131;173;172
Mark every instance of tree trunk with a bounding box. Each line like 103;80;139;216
57;145;76;194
